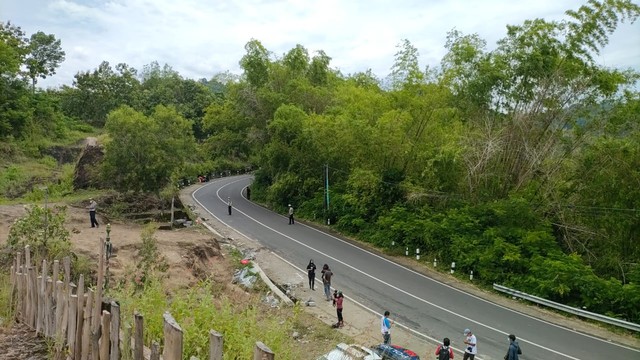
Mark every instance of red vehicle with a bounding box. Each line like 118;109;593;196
373;344;421;360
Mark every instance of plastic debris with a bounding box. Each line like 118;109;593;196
232;267;257;288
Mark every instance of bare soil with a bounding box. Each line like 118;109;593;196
1;197;638;359
0;203;339;359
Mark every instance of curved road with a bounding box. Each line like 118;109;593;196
193;175;638;360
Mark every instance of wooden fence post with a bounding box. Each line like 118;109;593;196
123;324;133;360
134;312;144;360
81;290;93;360
253;342;275;360
15;252;22;320
162;312;183;360
63;256;71;291
68;294;78;359
37;259;47;335
100;310;111;360
25;246;32;326
109;301;120;360
91;238;106;360
209;330;223;360
150;341;160;360
75;275;85;359
28;266;37;328
55;281;65;341
45;277;53;337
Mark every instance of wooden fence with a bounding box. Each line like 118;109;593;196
9;241;277;359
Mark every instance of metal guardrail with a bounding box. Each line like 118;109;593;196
493;283;640;332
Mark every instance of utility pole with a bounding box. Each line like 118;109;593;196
325;164;330;225
43;187;49;245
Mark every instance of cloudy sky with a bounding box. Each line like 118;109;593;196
2;0;639;88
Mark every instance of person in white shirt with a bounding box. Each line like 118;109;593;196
87;198;99;228
288;204;295;224
463;328;477;360
380;310;394;344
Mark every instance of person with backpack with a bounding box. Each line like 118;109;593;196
435;337;454;360
504;334;522;360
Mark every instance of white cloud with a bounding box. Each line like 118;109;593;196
1;0;638;88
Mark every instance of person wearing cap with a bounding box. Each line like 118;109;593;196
288;204;294;224
463;328;477;360
87;198;99;228
505;334;521;360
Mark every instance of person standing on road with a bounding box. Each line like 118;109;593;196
435;337;454;360
306;259;316;290
321;264;333;301
246;186;251;200
227;197;233;215
381;310;394;344
505;334;521;360
87;198;99;228
333;290;344;327
288;204;295;224
463;328;477;360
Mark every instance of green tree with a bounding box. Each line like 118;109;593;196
60;61;141;126
0;22;28;77
102;106;196;193
388;39;423;90
239;39;271;88
283;44;310;78
308;50;332;86
24;31;65;92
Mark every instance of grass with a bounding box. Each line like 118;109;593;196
108;272;350;359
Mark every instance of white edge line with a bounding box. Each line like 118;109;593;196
193;176;638;358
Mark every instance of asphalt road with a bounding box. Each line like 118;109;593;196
192;175;638;360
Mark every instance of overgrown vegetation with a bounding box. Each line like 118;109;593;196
109;227;345;359
3;205;93;280
1;0;639;329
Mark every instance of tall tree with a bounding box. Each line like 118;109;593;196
388;39;423;90
24;31;65;91
239;39;271;88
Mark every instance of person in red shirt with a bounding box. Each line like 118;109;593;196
333;290;344;327
435;337;454;359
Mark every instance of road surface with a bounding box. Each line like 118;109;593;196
192;175;638;360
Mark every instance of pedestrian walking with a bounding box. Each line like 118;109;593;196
504;334;521;360
288;204;295;224
321;264;333;301
381;310;393;345
227;197;232;215
435;337;454;360
306;259;316;290
87;198;99;228
333;290;344;327
463;328;477;360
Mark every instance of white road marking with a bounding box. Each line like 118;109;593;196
193;177;639;359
